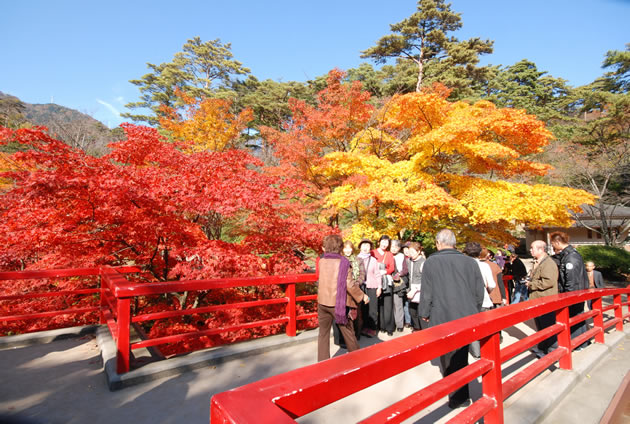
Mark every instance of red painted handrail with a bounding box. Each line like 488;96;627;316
1;266;319;374
0;266;139;332
97;268;319;373
210;288;630;424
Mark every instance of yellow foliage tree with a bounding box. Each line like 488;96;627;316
318;85;595;243
159;89;253;153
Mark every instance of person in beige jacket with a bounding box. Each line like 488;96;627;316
317;234;369;361
527;240;559;357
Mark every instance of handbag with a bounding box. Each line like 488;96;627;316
381;275;393;295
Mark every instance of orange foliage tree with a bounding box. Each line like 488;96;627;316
267;78;595;243
261;69;374;225
159;88;254;153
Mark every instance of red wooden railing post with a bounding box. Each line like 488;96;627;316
592;296;605;344
98;269;107;324
116;297;131;373
503;275;512;305
614;294;624;331
481;332;503;424
556;306;572;370
286;283;297;337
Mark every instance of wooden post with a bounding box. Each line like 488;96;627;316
556;306;572;370
116;297;131;373
481;332;503;424
614;294;624;331
99;271;107;324
592;296;605;344
286;283;297;337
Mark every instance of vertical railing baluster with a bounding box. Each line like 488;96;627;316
116;296;131;373
286;283;297;337
481;332;503;424
592;295;605;344
557;306;572;370
99;268;106;324
614;294;623;331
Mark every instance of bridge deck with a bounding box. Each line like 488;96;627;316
1;320;629;424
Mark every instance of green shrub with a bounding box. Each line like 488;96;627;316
576;245;630;276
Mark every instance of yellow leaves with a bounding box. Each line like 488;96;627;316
349;127;405;159
447;175;596;227
159;90;253;153
313;85;592;240
384;93;554;178
0;151;30;193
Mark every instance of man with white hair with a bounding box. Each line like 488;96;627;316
419;229;484;409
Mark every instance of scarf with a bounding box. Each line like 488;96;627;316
322;252;350;325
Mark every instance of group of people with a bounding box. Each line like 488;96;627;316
316;229;604;409
316;234;427;361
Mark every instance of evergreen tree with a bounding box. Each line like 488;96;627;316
601;43;630;93
361;0;493;95
485;59;573;123
122;37;250;125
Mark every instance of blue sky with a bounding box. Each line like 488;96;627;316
2;0;628;128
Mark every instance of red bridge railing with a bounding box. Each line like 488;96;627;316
99;267;318;373
210;287;630;424
0;266;139;334
1;266;318;374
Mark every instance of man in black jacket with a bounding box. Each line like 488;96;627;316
419;229;484;408
550;231;590;350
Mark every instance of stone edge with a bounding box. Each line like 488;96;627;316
97;326;320;391
0;324;99;350
504;328;630;424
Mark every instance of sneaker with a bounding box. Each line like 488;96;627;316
397;327;404;332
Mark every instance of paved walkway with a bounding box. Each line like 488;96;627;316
1;320;629;424
540;336;630;424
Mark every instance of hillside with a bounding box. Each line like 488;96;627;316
0;92;118;156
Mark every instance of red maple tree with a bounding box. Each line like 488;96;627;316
0;124;329;342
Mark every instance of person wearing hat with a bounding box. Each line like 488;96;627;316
357;238;380;337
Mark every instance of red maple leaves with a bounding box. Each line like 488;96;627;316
0;124;328;279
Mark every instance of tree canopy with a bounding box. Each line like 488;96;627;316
0;125;330;278
122;37;250;125
361;0;493;95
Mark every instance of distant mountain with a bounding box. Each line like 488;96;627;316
0;91;120;156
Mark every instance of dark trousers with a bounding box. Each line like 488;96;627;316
318;304;359;362
439;346;470;403
534;311;557;352
408;302;421;330
333;308;361;346
378;292;395;333
362;288;379;331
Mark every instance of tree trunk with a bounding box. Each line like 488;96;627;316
416;59;423;92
